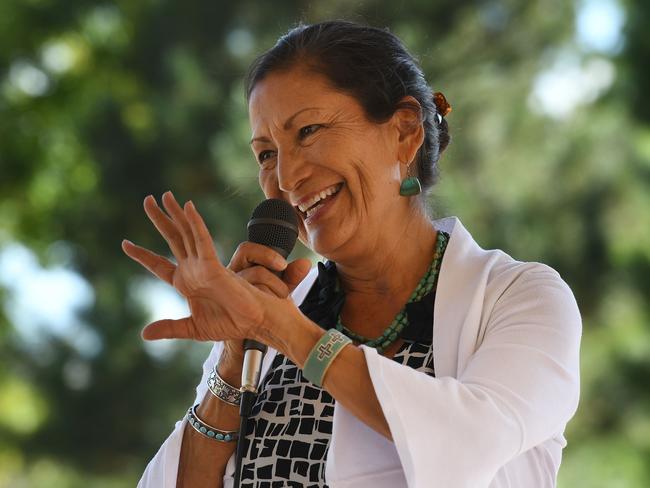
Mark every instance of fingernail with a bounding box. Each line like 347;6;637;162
122;239;133;246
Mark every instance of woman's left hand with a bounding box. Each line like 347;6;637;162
122;191;284;343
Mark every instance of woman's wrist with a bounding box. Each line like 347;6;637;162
196;358;242;425
217;340;244;387
256;301;326;369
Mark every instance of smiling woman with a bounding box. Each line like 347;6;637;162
247;63;434;261
126;20;581;488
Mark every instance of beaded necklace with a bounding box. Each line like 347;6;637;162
335;231;449;354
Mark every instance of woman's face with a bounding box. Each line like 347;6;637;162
248;67;413;260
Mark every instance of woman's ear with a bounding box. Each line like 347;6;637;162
391;96;425;166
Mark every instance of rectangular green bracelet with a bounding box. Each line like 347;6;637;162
302;329;352;387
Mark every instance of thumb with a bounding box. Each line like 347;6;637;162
283;258;312;293
141;317;195;341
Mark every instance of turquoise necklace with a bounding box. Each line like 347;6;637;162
335;231;449;354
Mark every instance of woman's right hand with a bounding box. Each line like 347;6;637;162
123;192;312;349
223;242;312;359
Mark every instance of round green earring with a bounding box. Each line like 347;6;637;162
399;162;422;196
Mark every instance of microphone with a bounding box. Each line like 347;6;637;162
234;199;298;488
240;198;299;412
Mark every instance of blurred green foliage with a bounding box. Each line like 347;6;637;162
0;0;648;486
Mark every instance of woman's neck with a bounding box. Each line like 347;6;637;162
334;209;438;302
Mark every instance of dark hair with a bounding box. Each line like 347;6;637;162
245;20;450;191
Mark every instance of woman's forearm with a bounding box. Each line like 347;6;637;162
176;348;243;488
257;307;393;441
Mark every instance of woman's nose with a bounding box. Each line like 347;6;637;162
276;149;309;193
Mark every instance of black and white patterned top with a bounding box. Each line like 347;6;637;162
239;237;448;487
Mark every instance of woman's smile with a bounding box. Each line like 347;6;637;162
295;182;344;223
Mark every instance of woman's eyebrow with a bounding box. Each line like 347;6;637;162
250;107;323;145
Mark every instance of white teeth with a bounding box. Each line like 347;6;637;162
297;184;341;212
305;202;325;219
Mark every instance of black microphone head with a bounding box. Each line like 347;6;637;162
247;199;299;258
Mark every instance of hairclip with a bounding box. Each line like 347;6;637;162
433;92;452;120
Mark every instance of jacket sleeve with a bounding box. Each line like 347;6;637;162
362;266;582;487
137;341;223;488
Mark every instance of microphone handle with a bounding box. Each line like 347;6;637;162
241;339;267;393
240;264;282;392
236;339;267;488
243;339;267;351
240;264;282;387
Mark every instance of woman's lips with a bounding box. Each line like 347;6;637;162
296;183;343;213
303;184;342;225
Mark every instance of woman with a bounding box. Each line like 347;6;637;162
123;21;581;487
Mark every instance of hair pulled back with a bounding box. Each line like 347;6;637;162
245;20;450;191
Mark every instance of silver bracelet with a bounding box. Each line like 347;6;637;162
207;366;242;406
186;404;238;442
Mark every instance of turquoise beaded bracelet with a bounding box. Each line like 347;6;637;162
186;404;238;442
302;329;352;387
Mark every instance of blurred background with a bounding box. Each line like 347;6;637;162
1;0;649;486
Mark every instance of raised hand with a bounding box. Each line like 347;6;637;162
122;192;284;343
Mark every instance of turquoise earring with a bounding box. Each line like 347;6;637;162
399;162;422;196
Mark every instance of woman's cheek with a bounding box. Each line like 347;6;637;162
258;167;279;198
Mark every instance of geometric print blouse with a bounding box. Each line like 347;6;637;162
238;237;448;487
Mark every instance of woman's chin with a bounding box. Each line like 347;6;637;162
300;191;355;259
305;227;350;261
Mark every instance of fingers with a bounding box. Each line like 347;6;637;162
142;317;197;341
238;266;290;298
227;242;311;296
228;241;288;274
142;192;208;262
122;239;176;285
183;201;218;260
162;191;198;257
143;195;188;260
283;258;312;293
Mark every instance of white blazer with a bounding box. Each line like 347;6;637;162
138;217;581;488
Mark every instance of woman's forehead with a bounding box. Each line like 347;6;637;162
248;70;359;129
250;69;332;111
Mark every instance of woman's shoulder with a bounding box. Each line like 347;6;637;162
485;245;576;313
438;216;571;286
486;250;565;290
436;216;579;323
474;247;581;339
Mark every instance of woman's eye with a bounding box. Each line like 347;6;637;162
258;150;275;164
299;124;322;139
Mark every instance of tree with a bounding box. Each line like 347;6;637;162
0;0;647;485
